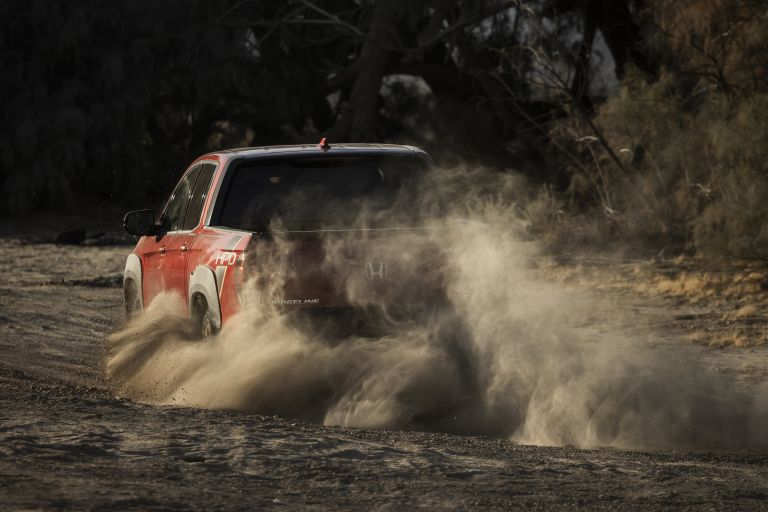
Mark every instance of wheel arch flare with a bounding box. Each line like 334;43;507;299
123;253;144;310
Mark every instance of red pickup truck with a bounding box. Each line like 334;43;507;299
123;142;442;337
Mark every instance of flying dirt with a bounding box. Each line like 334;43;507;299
107;166;768;450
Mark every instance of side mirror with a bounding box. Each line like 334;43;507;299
124;209;158;236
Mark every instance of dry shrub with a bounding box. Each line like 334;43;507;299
561;0;768;257
592;81;768;256
698;95;768;256
524;186;562;234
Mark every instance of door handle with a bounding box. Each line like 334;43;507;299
180;244;189;253
159;246;166;255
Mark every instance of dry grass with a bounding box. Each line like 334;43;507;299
538;254;768;348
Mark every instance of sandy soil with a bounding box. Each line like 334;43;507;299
2;234;768;510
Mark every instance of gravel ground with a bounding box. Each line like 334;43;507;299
2;237;768;510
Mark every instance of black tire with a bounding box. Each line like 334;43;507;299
200;309;216;339
192;294;218;339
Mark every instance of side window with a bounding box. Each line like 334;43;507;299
182;163;216;230
161;165;201;232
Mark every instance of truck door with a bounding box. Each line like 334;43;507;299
140;236;165;307
163;163;216;303
148;164;201;309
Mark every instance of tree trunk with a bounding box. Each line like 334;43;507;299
569;0;656;108
570;0;598;109
330;0;406;142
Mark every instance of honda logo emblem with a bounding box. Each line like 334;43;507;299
364;261;387;280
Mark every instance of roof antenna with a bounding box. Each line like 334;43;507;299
318;137;331;151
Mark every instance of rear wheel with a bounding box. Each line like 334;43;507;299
192;294;218;339
200;310;215;338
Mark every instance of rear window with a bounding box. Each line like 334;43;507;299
216;155;427;231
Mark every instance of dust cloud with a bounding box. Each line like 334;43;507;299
107;166;768;450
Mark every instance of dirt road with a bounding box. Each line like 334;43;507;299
2;236;768;510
